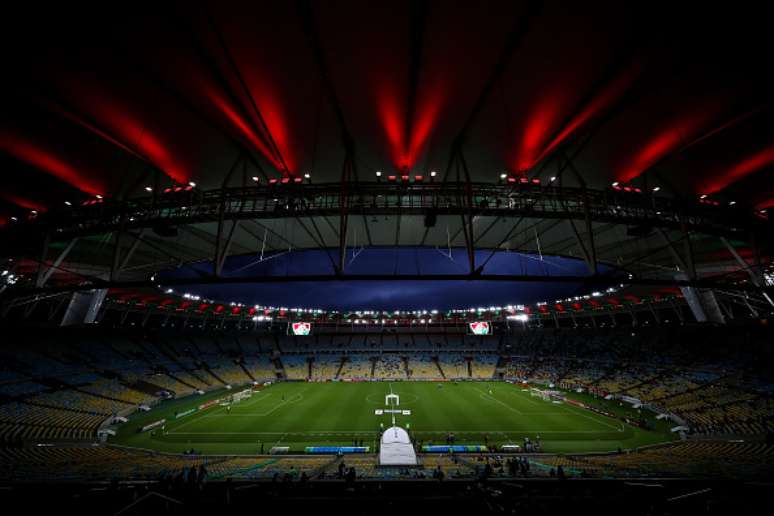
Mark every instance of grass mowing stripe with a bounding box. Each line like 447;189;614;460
113;381;675;454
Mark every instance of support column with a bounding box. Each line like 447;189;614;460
60;288;108;326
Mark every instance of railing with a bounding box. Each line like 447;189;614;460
2;182;767;241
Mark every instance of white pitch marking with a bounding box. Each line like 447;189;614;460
167;429;624;436
475;388;525;415
553;401;624;431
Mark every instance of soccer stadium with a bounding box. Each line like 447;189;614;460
0;2;773;514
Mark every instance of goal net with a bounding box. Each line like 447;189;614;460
530;387;564;402
231;388;253;404
529;387;551;401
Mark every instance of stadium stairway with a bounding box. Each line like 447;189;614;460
334;357;346;380
230;336;245;355
70;386;135;407
433;356;446;379
126;379;167;397
272;357;286;379
650;372;728;403
124;340;160;369
238;361;256;382
210;337;227;356
202;364;227;386
147;337;211;388
164;372;198;392
494;356;508;377
20;400;107;417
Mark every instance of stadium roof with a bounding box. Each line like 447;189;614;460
0;2;772;313
1;2;771;215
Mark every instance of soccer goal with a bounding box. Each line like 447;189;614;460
231;388;253;404
529;387;551;401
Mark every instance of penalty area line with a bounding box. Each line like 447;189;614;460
475;388;525;415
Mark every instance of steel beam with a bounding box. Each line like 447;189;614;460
208;15;289;174
215;220;240;277
720;237;764;287
14;272;774;298
441;1;539;183
565;219;595;274
117;229;148;275
721;236;774;308
36;237;78;288
657;229;689;273
7;182;768;242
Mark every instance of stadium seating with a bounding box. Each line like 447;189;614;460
2;440;772;481
338;356;371;379
372;355;406;379
311;355;341;380
408;355;439;379
0;327;772;460
282;355;309;380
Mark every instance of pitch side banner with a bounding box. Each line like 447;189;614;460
175;408;197;419
140;419;166;433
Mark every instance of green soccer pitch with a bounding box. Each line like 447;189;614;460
111;381;677;455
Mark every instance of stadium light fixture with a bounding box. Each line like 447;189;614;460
507;313;529;322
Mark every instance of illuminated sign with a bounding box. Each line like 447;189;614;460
467;321;492;335
288;321;312;336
